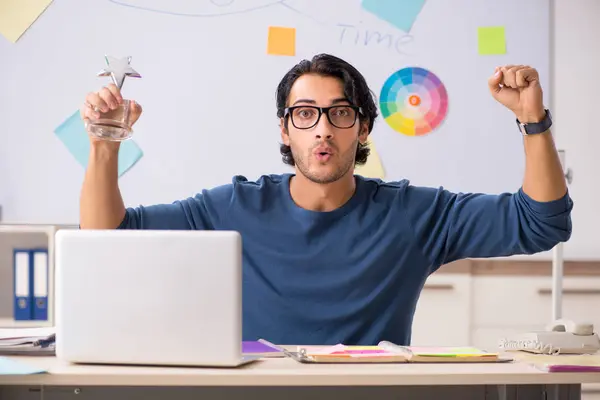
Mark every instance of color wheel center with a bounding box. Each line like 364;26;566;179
409;94;421;106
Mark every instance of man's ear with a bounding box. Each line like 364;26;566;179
358;121;369;144
280;118;290;145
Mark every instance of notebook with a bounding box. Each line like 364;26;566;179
512;352;600;372
0;327;55;344
0;328;56;356
288;343;506;364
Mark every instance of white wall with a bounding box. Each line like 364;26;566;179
552;0;600;260
0;0;597;259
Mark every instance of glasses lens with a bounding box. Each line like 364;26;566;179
328;106;357;128
291;107;319;128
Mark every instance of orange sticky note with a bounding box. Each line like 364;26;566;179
267;26;295;56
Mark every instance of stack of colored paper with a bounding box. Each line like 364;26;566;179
403;346;501;362
294;344;502;363
300;344;408;363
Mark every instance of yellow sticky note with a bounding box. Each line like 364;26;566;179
267;26;295;56
477;26;506;55
355;141;385;179
0;0;53;43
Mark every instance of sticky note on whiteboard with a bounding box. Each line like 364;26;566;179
54;110;143;177
361;0;426;32
0;0;53;43
267;26;295;56
477;26;506;55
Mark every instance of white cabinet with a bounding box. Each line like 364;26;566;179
411;273;472;346
583;384;600;400
410;262;600;355
472;276;554;328
470;274;600;352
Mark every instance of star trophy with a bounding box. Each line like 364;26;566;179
85;55;141;141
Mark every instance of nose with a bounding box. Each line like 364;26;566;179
314;112;335;140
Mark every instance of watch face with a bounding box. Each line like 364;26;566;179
518;123;528;135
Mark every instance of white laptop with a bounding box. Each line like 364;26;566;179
54;229;260;367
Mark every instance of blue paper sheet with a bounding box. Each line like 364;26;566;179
361;0;427;32
54;110;143;177
0;357;46;375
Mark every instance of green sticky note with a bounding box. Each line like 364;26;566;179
478;26;506;55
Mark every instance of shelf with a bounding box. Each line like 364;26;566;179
0;224;65;328
0;224;59;234
0;318;53;328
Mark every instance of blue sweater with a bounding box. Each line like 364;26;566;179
117;174;572;345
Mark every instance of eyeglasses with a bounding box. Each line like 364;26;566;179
283;105;363;130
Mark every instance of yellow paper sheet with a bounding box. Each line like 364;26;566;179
477;26;506;55
355;141;385;179
0;0;53;43
267;26;295;56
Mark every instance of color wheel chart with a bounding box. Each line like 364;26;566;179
380;67;449;137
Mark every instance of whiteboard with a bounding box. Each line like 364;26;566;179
0;0;551;224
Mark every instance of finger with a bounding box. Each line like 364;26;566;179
79;104;89;122
98;86;119;110
488;67;504;95
81;104;99;121
501;65;520;88
85;92;107;113
105;83;123;105
130;100;142;123
516;67;538;87
499;64;516;82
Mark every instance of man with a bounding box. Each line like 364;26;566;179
79;54;572;346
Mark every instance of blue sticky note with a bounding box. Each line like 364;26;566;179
361;0;426;32
0;357;46;375
54;111;143;177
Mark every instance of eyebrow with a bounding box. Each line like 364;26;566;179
291;97;350;106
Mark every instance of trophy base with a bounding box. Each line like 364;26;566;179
85;100;135;141
87;120;133;141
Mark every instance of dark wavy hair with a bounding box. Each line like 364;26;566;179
276;53;379;166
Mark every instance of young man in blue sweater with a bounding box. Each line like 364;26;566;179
80;54;572;346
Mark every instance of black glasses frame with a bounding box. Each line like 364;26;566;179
283;105;364;130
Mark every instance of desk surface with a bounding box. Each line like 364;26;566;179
1;355;600;387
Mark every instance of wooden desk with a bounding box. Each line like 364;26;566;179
1;355;599;399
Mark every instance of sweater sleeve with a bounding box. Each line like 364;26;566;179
117;183;235;230
402;185;573;272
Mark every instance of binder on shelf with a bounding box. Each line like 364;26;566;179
13;249;32;320
32;249;48;321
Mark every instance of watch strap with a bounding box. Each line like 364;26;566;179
516;109;552;135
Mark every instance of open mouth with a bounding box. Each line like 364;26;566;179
315;150;332;162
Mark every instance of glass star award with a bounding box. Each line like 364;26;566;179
85;55;141;141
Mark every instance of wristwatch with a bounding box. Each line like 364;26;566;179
516;109;552;135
